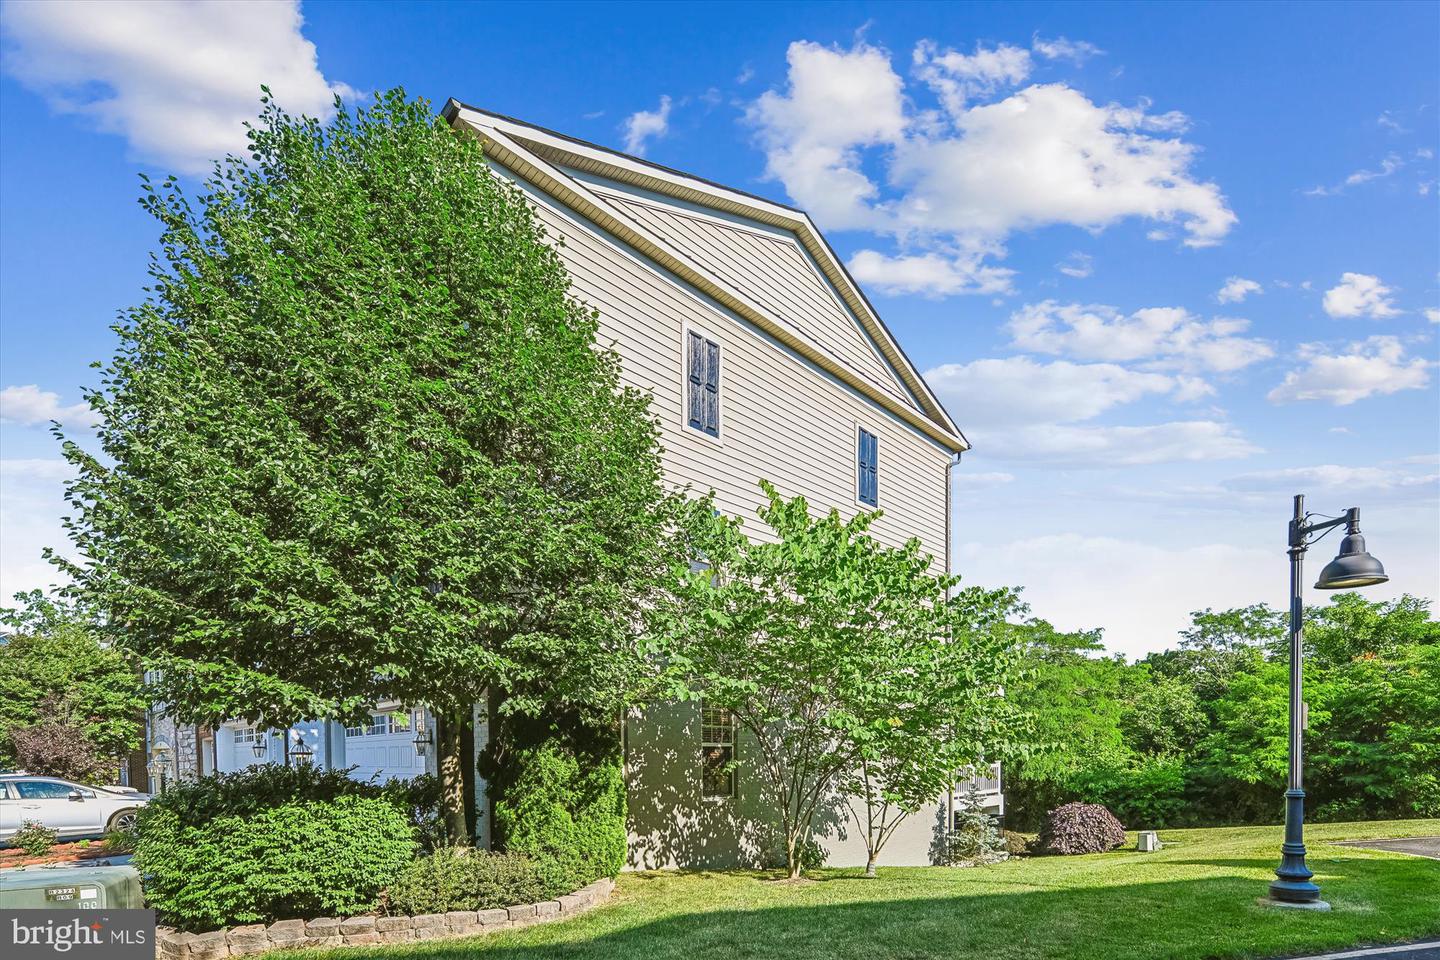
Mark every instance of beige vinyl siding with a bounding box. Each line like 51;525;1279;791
506;169;951;565
601;191;914;407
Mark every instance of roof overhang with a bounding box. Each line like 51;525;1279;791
442;100;969;454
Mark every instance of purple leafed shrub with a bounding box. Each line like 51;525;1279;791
1032;802;1127;855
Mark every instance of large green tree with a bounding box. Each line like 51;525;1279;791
663;482;1027;878
54;90;680;839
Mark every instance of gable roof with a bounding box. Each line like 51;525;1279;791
442;100;969;453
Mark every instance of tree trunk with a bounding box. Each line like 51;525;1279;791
436;709;469;845
864;851;878;877
786;833;802;880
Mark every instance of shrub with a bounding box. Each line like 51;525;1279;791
14;820;57;857
9;718;110;783
139;762;444;846
1033;802;1127;855
102;826;137;854
485;718;626;896
1002;830;1032;857
137;794;415;931
382;848;547;915
947;808;1005;865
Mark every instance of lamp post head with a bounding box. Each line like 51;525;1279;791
1315;526;1388;590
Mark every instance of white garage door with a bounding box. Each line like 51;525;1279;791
345;711;425;784
224;725;269;772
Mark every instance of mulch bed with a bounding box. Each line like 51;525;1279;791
0;840;131;869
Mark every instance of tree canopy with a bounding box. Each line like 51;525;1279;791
0;590;145;778
1004;593;1439;829
54;89;682;836
662;481;1028;878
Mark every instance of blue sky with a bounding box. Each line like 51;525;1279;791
2;1;1436;656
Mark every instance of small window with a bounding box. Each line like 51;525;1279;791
700;705;736;798
686;331;721;438
232;726;261;744
857;428;878;507
15;780;76;800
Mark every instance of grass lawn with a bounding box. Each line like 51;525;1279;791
274;819;1439;960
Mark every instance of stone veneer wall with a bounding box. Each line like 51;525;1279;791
154;877;616;959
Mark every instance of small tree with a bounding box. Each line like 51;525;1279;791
53;89;679;841
946;781;1004;865
664;481;1027;879
843;587;1028;876
0;590;145;773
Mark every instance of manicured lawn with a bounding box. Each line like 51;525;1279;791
275;819;1440;960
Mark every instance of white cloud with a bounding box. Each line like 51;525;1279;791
847;248;1014;297
747;40;1236;296
1001;421;1258;465
1307;153;1413;197
1056;252;1093;278
1344;153;1403;186
888;84;1233;247
0;459;77;600
1377;110;1408;133
957;506;1439;657
1426;307;1440;324
1225;463;1439;502
0;0;353;174
1268;336;1431;406
621;94;673;156
913;40;1031;115
746;40;906;231
926;357;1179;429
955;534;1278;658
1322;272;1401;319
0;384;99;429
1007;301;1273;372
1031;35;1104;65
925;357;1256;465
1216;276;1262;304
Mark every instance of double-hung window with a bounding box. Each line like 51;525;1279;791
700;704;736;798
686;331;721;438
857;427;878;507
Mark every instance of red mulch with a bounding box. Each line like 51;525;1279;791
0;840;131;868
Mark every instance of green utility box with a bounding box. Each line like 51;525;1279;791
0;862;143;910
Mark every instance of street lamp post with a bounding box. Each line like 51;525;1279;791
1266;494;1388;910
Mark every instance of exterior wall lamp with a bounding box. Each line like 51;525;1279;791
413;713;433;757
251;732;270;760
289;731;314;766
148;741;173;792
1267;495;1388;911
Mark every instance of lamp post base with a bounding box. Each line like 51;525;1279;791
1257;897;1331;912
1270;788;1325;904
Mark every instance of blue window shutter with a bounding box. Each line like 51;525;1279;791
687;332;704;430
858;429;878;506
703;338;720;437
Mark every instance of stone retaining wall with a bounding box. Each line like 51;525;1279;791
154;877;616;958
